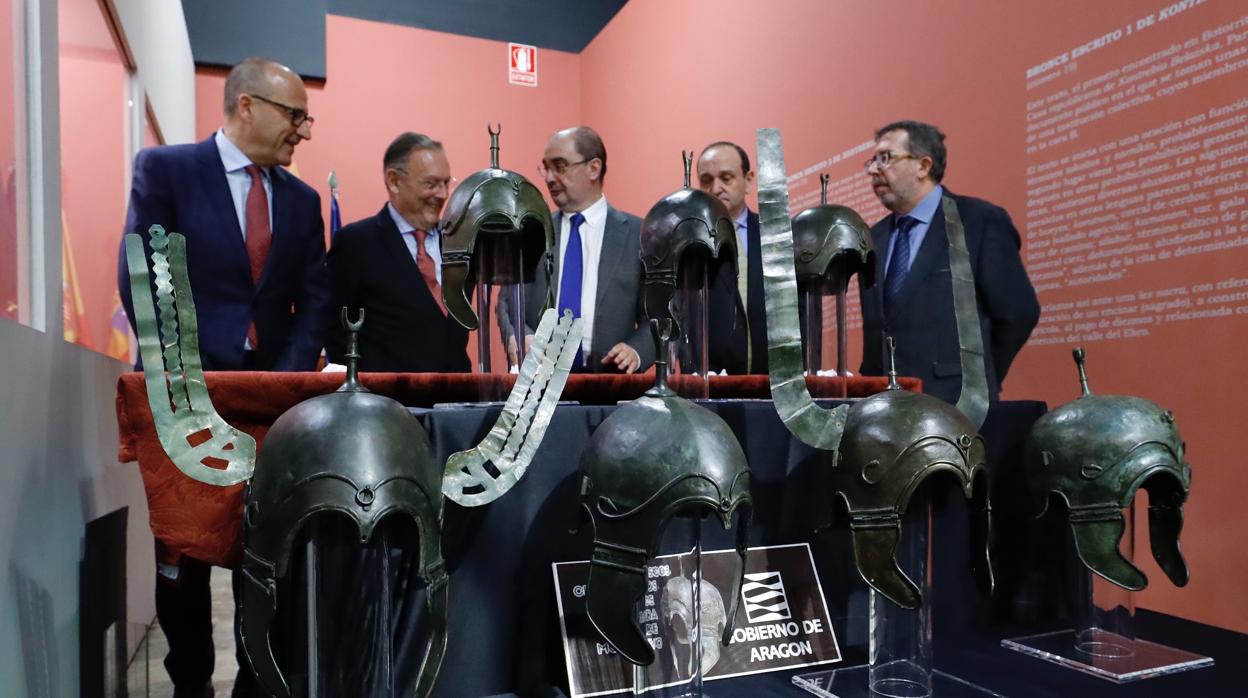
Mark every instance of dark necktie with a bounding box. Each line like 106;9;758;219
413;229;446;315
558;212;586;366
244;165;271;348
882;215;919;317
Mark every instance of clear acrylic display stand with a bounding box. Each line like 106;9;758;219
474;235;527;375
1000;502;1213;682
793;492;999;697
799;282;824;376
798;274;850;398
668;255;710;399
632;518;710;698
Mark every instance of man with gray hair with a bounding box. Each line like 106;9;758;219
859;119;1039;402
116;57;329;697
326;132;470;371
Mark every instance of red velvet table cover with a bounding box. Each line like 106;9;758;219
115;372;920;567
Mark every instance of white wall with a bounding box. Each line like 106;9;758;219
112;0;195;143
0;0;195;694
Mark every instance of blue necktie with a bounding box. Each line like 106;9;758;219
558;212;586;366
883;215;919;316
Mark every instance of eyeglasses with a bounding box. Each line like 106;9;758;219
864;151;921;173
537;159;591;177
391;168;455;193
248;93;315;128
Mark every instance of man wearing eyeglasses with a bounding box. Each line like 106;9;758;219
116;57;329;698
859;120;1039;403
326;132;469;372
521;126;653;373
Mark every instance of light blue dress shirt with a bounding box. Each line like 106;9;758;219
884;185;944;276
734;206;749;258
214;129;272;241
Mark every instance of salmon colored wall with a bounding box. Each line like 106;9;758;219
194;15;580;226
195;15;581;369
583;0;1248;633
59;0;129;351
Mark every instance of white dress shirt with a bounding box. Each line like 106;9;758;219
387;202;443;284
555;194;609;354
214;129;272;241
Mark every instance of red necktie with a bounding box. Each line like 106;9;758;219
414;229;446;315
244;165;271;347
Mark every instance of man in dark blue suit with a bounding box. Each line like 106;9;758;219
697;141;767;374
859;120;1040;403
117;58;329;698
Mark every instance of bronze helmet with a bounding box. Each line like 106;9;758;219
831;346;991;609
1025;348;1191;591
791;173;875;292
639;151;737;339
240;315;448;697
439;125;553;330
580;319;752;665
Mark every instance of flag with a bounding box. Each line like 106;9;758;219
328;170;341;239
106;289;133;363
61;208;94;349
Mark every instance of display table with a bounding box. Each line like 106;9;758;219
114;373;916;567
114;375;1244;697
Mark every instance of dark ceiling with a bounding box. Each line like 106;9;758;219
329;0;630;53
181;0;629;81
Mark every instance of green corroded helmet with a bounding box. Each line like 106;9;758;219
240;316;447;698
791;174;874;291
832;376;991;610
580;321;751;665
1025;348;1190;591
639;151;737;340
439;125;553;330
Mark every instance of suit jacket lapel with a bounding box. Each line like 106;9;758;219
594;207;626;331
868;222;888;317
194;138;249;272
549;209;563;293
375;204;420;277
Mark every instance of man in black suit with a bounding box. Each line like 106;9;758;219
522;126;653;373
117;57;328;698
697;141;767;374
327;132;470;372
859;120;1040;403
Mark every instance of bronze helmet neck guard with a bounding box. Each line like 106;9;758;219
580;320;752;665
1026;348;1191;591
439;125;554;329
240;313;448;697
639;151;737;341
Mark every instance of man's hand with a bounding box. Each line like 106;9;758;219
506;334;537;368
602;342;641;374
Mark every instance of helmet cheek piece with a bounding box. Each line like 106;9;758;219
241;489;448;698
1060;465;1190;592
835;428;990;610
239;380;449;698
582;474;752;666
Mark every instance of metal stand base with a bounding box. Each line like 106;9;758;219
1001;628;1214;683
792;664;1002;698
